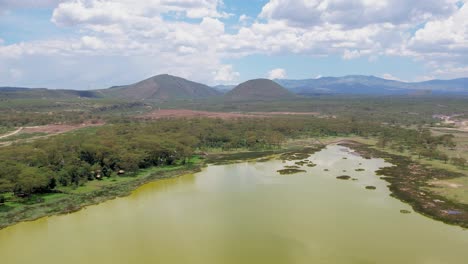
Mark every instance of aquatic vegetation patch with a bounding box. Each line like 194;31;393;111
279;146;326;161
336;175;352;180
355;168;365;172
340;141;468;229
295;161;308;166
277;169;306;175
284;165;301;169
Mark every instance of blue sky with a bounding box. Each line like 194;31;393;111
0;0;467;89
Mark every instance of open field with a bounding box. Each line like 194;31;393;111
0;122;105;146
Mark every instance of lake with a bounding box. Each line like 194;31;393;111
1;145;467;263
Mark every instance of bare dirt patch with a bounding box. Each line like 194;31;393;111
0;121;104;147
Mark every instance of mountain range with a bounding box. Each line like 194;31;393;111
1;74;467;101
275;75;468;95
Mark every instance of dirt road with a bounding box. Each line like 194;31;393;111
0;127;23;139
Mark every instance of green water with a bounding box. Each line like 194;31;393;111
1;145;467;263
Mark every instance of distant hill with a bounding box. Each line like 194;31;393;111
212;84;236;94
0;87;100;99
276;76;468;95
2;75;467;101
225;79;295;101
102;74;221;101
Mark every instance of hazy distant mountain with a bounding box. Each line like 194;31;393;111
225;79;295;101
0;87;100;99
276;76;468;95
212;84;236;94
102;74;221;101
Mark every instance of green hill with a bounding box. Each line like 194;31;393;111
102;74;221;101
225;79;295;101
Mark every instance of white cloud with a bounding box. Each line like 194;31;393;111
213;64;240;83
268;68;286;79
80;36;105;50
409;3;467;55
239;14;248;22
1;0;467;88
406;3;468;78
260;0;459;28
382;73;404;82
51;0;224;27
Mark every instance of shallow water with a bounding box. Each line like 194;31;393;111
1;145;467;264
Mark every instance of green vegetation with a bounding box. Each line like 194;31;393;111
277;168;306;175
225;79;295;101
341;141;468;228
337;175;352;180
0;132;47;142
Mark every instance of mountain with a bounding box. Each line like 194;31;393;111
0;87;100;99
275;76;468;95
225;79;295;101
102;74;221;101
212;84;236;94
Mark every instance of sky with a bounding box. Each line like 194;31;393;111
0;0;467;89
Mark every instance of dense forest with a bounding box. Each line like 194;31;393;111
0;116;458;201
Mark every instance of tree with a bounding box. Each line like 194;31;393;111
452;157;467;169
13;167;51;197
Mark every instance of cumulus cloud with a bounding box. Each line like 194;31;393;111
268;68;286;79
51;0;224;27
260;0;459;28
0;0;467;88
406;3;468;78
213;64;240;82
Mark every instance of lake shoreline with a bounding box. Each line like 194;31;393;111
340;141;468;229
0;144;326;230
1;139;467;230
0;165;203;230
